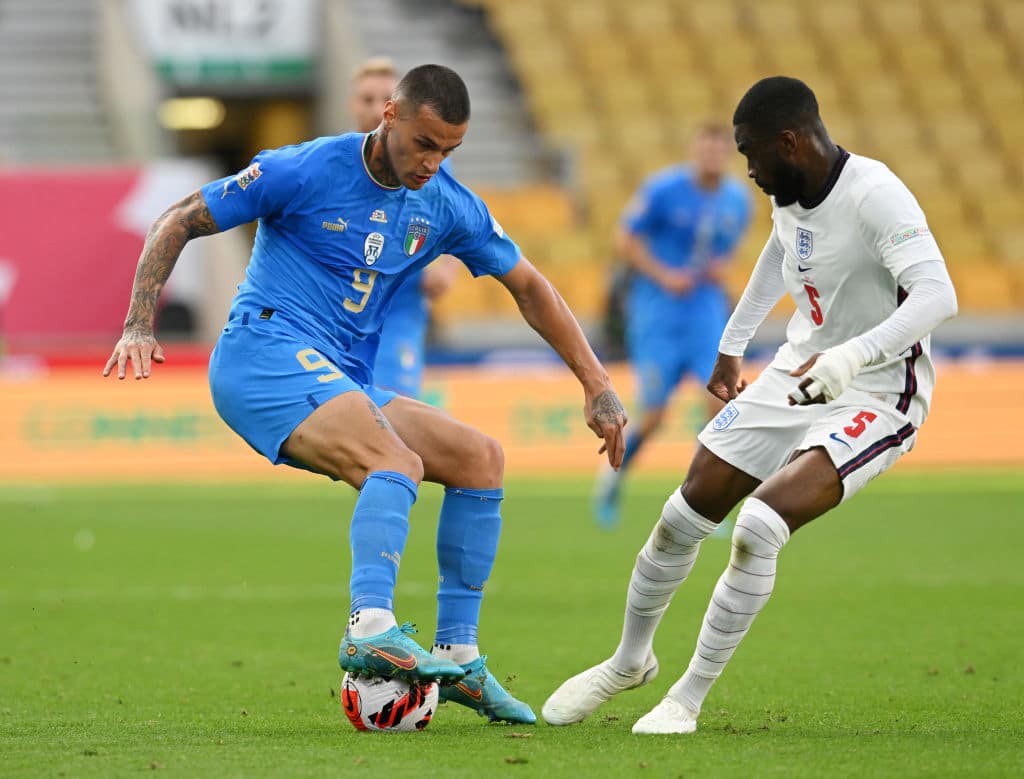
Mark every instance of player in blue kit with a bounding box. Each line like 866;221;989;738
103;65;627;724
595;124;752;527
348;58;459;397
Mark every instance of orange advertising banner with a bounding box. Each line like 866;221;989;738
0;360;1021;483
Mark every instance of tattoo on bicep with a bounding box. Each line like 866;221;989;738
367;399;394;432
591;390;625;426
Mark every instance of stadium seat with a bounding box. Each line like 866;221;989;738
481;0;1024;313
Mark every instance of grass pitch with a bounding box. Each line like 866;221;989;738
2;472;1022;778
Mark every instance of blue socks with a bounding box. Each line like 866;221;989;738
620;429;645;471
348;470;418;613
435;487;503;647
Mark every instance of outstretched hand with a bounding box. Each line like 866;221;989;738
706;353;748;403
587;388;628;469
103;330;165;380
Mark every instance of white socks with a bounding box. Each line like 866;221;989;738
432;642;480;665
669;497;790;713
612;491;719;672
347;608;396;638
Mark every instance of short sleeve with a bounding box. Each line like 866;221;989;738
443;187;522;277
621;177;659;236
200;147;304;232
857;175;944;278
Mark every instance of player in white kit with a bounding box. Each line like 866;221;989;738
543;77;958;734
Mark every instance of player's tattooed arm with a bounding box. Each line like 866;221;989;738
123;191;221;334
104;191;221;380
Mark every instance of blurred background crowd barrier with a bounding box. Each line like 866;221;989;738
1;0;1021;480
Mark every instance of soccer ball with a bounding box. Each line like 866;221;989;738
341;673;439;732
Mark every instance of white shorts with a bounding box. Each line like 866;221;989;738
697;368;918;502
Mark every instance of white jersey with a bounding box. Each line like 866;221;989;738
762;153;942;422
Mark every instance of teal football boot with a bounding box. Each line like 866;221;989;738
439;656;537;724
340;623;466;684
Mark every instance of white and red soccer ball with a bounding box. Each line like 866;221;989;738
341;673;438;732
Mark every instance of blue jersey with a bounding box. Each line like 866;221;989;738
201;133;520;386
622;166;751;333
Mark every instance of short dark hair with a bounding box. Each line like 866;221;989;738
394;64;471;124
733;76;819;135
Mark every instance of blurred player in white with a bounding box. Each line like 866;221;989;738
544;77;958;734
350;58;459;398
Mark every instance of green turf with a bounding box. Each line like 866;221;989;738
2;473;1022;778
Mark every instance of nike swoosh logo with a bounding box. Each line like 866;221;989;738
455;682;484;701
797;265;812;272
367;646;418;670
829;432;852;450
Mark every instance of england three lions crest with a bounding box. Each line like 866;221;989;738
796;227;813;260
404;217;430;256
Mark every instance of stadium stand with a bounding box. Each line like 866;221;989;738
453;0;1024;320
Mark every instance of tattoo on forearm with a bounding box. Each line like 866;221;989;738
124;191;220;333
591;390;625;427
367;400;394;432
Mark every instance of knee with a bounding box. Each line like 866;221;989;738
320;440;423;487
730;500;789;562
471;434;504;487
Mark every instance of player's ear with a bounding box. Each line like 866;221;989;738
382;99;398;127
778;129;799;156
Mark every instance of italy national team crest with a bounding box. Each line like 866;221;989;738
364;232;384;265
404;217;430;256
796;227;813;260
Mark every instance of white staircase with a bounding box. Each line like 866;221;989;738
0;0;117;163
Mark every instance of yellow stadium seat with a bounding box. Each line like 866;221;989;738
554;1;614;36
746;0;807;36
572;35;634;77
952;155;1010;201
806;0;869;41
620;0;677;36
593;76;655;115
932;2;991;39
683;0;741;38
911;78;967;113
951;34;1012;82
975;196;1024;233
994;225;1024;265
891;41;951;77
636;33;697;74
948;263;1018;312
759;41;823;81
928;113;988;154
660;78;718;121
871;0;928;38
888;152;950;195
847;79;910;118
489;1;552;37
831;40;887;79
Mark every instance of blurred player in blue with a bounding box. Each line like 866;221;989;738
349;58;459;397
595;124;752;527
103;65;627;725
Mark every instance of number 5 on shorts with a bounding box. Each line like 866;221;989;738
296;349;345;383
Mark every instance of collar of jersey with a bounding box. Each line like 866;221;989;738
361;133;402;191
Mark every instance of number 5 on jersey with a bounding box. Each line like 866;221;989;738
803;283;824;326
344;269;378;313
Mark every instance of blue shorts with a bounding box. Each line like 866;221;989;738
373;315;427;398
209;311;397;467
626;320;723;411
